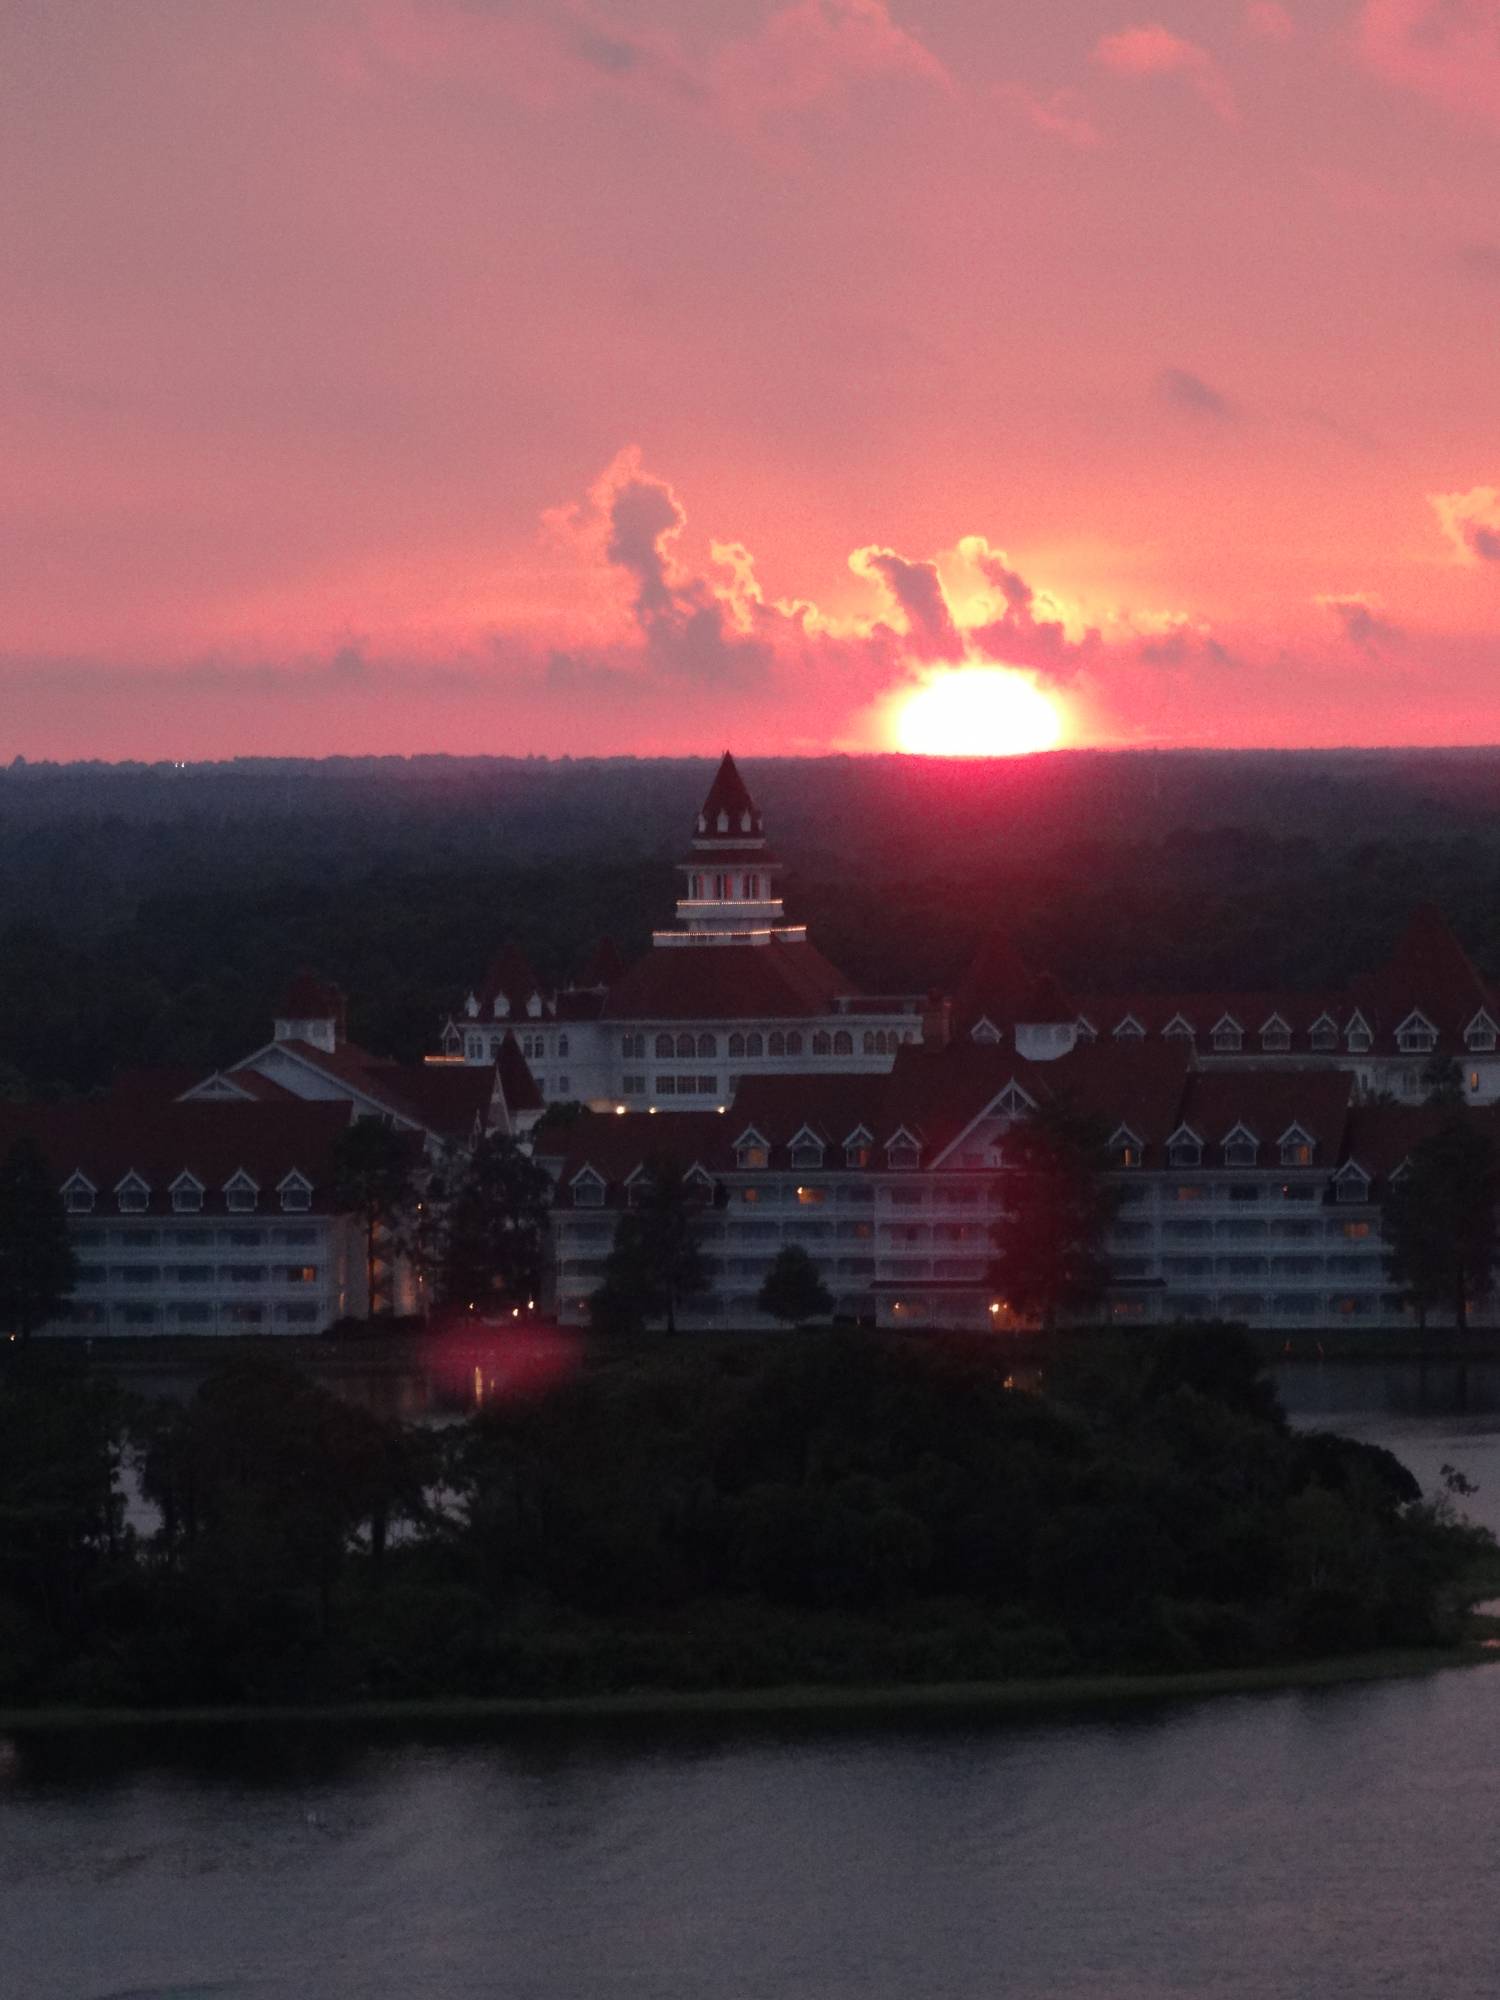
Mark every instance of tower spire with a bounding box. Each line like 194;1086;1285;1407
667;753;795;940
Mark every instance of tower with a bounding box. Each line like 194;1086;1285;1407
669;753;798;941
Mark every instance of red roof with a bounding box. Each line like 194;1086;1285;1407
495;1030;545;1114
236;1039;499;1140
474;944;545;1017
0;1098;361;1214
604;935;855;1021
278;970;346;1026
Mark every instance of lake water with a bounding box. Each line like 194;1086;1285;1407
9;1361;1500;2000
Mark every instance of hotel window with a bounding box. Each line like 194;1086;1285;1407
676;1033;696;1059
887;1144;920;1170
1224;1137;1258;1168
1168;1139;1202;1168
813;1032;832;1056
1212;1023;1243;1052
65;1183;95;1214
790;1142;825;1170
729;1033;746;1058
1467;1023;1496;1052
1281;1138;1314;1167
655;1033;674;1058
737;1143;770;1169
656;1076;676;1095
1397;1022;1436;1053
786;1032;804;1056
1336;1175;1368;1204
281;1182;312;1211
697;1033;717;1058
572;1176;604;1207
286;1266;319;1284
1472;1071;1483;1094
1347;1024;1372;1053
746;1033;763;1057
226;1183;257;1214
622;1033;645;1059
172;1183;203;1213
833;1031;853;1056
1261;1023;1291;1052
558;1074;571;1095
117;1181;149;1213
622;1074;644;1094
1310;1021;1337;1051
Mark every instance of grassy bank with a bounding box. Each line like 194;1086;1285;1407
3;1645;1496;1737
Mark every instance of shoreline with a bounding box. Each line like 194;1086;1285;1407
4;1646;1494;1736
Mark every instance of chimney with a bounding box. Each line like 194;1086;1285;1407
921;990;952;1050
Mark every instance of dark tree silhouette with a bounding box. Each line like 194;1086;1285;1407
987;1104;1121;1334
427;1132;555;1311
1382;1119;1500;1334
0;1135;78;1343
332;1117;419;1316
591;1156;711;1335
758;1244;834;1327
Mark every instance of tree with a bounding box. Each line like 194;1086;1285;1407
1422;1054;1467;1107
987;1104;1121;1334
758;1245;834;1328
1381;1119;1500;1334
332;1117;418;1317
0;1135;78;1343
425;1133;554;1312
591;1156;710;1335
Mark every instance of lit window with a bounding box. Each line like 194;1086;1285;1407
1281;1140;1313;1167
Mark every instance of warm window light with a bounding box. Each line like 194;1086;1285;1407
892;666;1064;758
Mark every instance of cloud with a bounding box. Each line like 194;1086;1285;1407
1316;594;1404;649
1432;485;1500;564
1093;23;1238;122
1159;367;1236;419
849;547;964;660
717;0;953;120
1244;2;1295;40
1358;1;1500;127
997;83;1102;148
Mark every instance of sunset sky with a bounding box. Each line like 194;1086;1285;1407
7;0;1500;759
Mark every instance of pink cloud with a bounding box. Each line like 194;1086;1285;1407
998;82;1103;148
1358;2;1500;125
716;0;953;123
1431;485;1500;564
1093;22;1238;122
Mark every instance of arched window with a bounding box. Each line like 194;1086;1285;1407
676;1033;696;1059
786;1032;804;1056
813;1032;832;1056
746;1033;763;1057
769;1031;786;1056
558;1033;569;1057
655;1033;674;1059
833;1030;853;1056
729;1033;746;1059
622;1033;644;1059
862;1032;876;1054
690;874;705;899
697;1033;716;1058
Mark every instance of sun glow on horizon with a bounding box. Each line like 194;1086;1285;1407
891;666;1066;757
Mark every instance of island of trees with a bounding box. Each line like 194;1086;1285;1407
1;1323;1495;1712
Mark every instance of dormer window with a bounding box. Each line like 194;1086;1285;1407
1310;1014;1338;1052
844;1126;874;1168
1113;1015;1144;1042
995;1082;1035;1119
1396;1012;1437;1054
1346;1015;1372;1054
1211;1016;1243;1053
1222;1126;1259;1168
493;995;509;1018
1075;1018;1097;1044
684;1166;716;1204
1260;1015;1291;1053
1163;1015;1195;1043
279;1172;313;1213
571;1167;605;1208
716;810;729;832
224;1172;259;1214
116;1173;150;1214
1167;1128;1202;1168
735;1128;771;1170
171;1174;204;1214
1466;1014;1498;1052
788;1127;826;1170
625;1168;651;1207
970;1017;1001;1046
886;1127;921;1170
1334;1162;1371;1205
1279;1126;1316;1168
62;1173;96;1215
1110;1126;1144;1169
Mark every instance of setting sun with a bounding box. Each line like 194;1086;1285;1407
893;666;1065;757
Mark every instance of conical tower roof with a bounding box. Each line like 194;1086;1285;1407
695;752;764;841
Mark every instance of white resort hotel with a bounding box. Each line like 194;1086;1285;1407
12;754;1500;1337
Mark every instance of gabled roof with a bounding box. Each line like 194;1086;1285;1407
1179;1068;1354;1163
233;1037;505;1140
